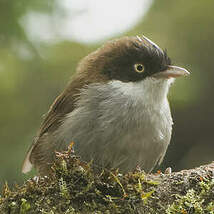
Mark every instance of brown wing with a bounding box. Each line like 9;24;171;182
38;71;93;136
22;77;86;173
38;90;76;137
38;67;105;136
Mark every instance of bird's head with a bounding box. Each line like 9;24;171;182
76;35;189;85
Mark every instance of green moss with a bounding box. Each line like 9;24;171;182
20;198;31;214
166;178;214;214
59;177;70;200
0;150;159;214
0;149;213;213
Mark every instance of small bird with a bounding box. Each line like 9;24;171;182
22;36;189;175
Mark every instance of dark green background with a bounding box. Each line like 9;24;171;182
1;0;214;189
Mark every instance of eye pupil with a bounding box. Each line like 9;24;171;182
137;65;143;71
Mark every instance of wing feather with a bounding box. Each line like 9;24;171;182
22;80;83;173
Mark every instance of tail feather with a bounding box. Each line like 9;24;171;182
22;145;34;173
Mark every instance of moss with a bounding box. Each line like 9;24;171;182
166;178;214;214
20;198;31;214
0;150;159;214
0;149;213;213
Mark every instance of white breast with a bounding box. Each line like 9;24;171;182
57;77;174;172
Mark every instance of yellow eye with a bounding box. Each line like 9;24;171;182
134;64;145;73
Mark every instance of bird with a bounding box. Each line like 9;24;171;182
22;35;189;176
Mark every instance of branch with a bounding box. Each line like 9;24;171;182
1;150;214;214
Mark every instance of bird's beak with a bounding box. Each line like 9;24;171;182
152;66;190;79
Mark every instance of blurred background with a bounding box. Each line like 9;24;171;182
1;0;214;189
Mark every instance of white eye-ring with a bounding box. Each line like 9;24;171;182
134;64;145;73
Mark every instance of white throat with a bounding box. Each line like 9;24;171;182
109;77;174;108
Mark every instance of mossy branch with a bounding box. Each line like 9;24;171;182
0;149;214;214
